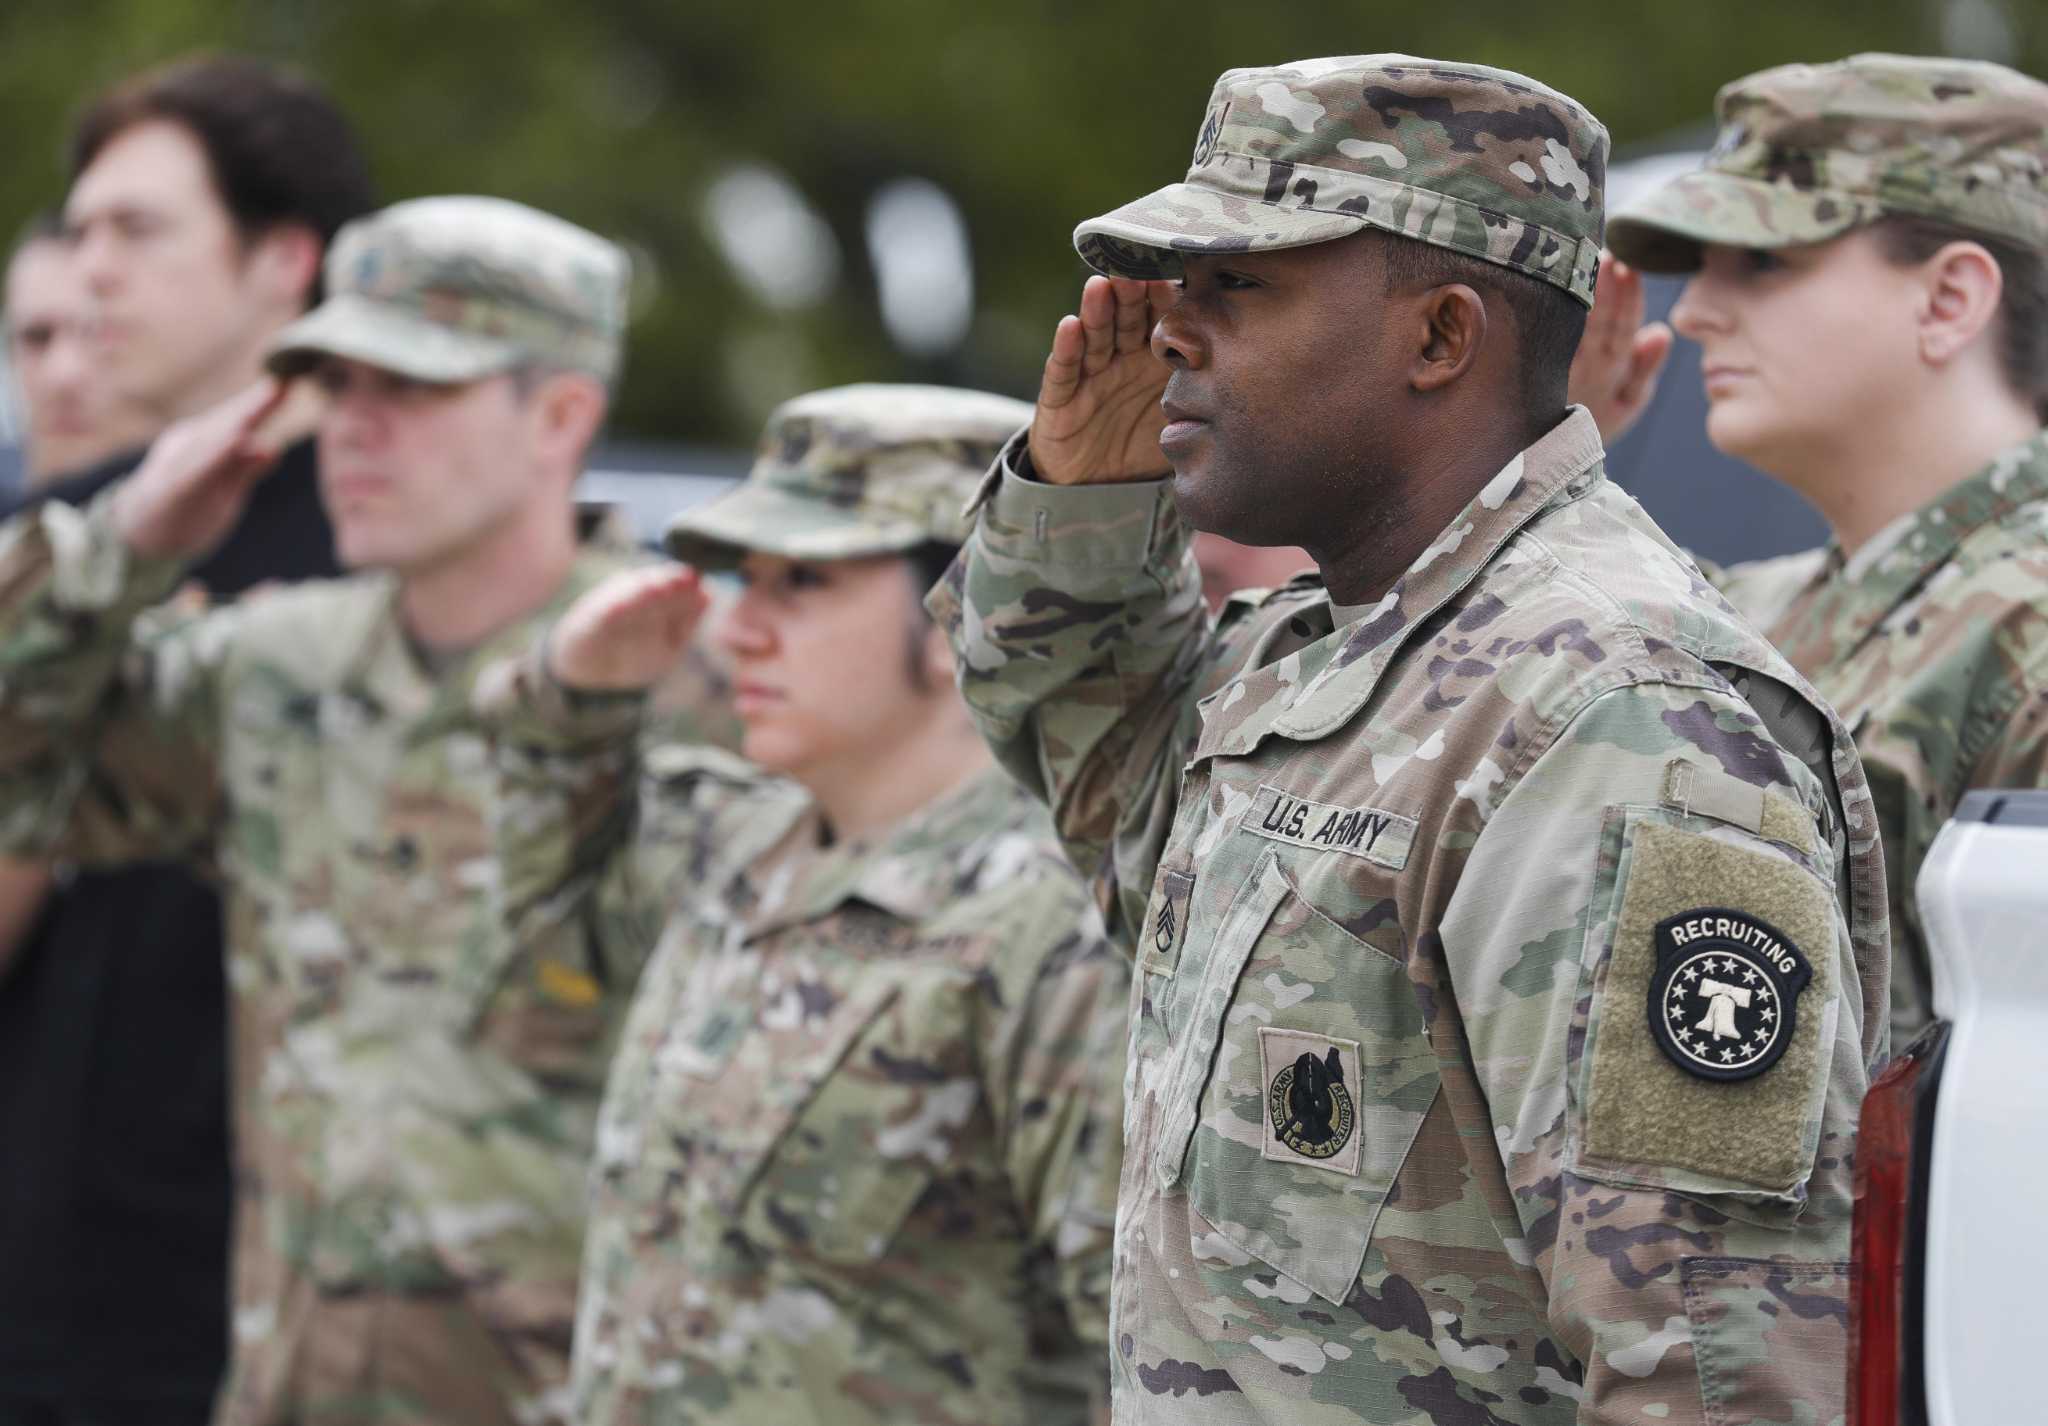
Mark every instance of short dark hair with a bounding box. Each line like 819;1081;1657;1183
1374;232;1588;418
70;54;375;303
1871;215;2048;424
900;540;962;691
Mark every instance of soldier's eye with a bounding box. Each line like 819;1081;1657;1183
1739;249;1783;274
783;564;827;590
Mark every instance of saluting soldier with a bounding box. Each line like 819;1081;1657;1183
1581;53;2048;1042
0;196;728;1425
482;384;1129;1426
929;54;1889;1425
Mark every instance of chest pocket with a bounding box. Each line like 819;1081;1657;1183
1153;849;1438;1305
678;966;974;1269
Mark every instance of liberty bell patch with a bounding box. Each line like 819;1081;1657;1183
1647;908;1811;1082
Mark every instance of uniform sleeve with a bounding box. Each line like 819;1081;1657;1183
479;640;769;992
978;865;1130;1384
477;641;667;989
1698;549;1830;631
0;488;230;864
927;438;1216;949
643;587;745;755
1437;680;1867;1426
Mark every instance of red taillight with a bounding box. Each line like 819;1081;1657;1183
1850;1027;1943;1426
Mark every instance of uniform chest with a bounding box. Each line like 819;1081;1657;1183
217;682;513;1028
598;913;989;1269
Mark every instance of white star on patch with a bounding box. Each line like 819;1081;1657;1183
1756;984;1772;1001
1720;1048;1736;1061
1742;967;1759;984
1684;967;1700;982
1761;1006;1775;1021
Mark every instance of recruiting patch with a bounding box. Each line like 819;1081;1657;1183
1245;785;1415;869
1259;1027;1362;1175
1579;819;1835;1193
1647;909;1811;1082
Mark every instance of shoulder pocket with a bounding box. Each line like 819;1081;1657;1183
1573;805;1838;1212
1152;849;1437;1304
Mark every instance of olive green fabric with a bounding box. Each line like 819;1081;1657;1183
1583;820;1835;1192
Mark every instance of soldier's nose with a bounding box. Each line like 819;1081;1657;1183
1151;307;1205;370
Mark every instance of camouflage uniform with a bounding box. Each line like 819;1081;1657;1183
483;384;1130;1426
931;56;1890;1425
1609;54;2048;1040
0;198;708;1426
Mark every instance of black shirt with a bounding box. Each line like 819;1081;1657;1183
0;441;336;1401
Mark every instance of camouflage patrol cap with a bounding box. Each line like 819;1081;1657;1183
1608;54;2048;273
664;384;1032;570
266;195;629;385
1074;54;1609;306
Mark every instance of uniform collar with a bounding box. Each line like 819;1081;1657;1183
337;547;627;732
1815;428;2048;653
746;766;1035;936
1195;405;1607;761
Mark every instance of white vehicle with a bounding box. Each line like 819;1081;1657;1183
1851;790;2048;1425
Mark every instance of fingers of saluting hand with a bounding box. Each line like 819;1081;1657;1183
1620;321;1675;408
608;564;704;624
1041;314;1087;410
1588;254;1646;361
1110;276;1153;355
214;379;294;465
1077;275;1119;375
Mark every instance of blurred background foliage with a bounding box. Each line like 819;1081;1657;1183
1;0;2040;448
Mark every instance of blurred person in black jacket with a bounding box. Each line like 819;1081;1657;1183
0;54;373;1426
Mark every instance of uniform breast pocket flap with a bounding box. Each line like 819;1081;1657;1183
737;976;970;1268
1154;849;1438;1305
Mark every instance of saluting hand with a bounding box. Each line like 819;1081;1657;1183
1029;275;1179;486
1568;254;1674;447
546;564;709;693
111;379;305;561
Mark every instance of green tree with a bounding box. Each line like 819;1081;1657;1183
3;0;2037;445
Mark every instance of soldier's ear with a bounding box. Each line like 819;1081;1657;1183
246;222;323;312
1915;239;2003;368
1410;284;1488;395
529;371;609;475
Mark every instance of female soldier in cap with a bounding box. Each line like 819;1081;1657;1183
482;383;1126;1426
1582;53;2048;1041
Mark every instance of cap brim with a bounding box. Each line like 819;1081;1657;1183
265;294;524;383
1073;181;1369;279
1606;170;1873;274
662;483;926;572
